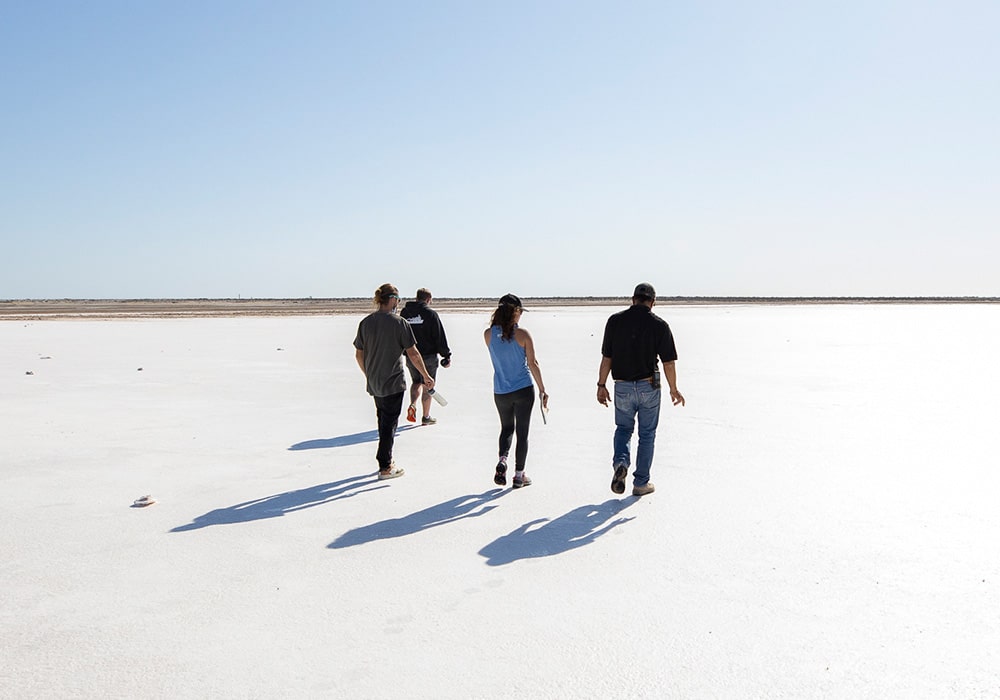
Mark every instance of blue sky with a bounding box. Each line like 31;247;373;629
2;1;998;299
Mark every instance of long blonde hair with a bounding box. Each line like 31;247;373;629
373;283;399;307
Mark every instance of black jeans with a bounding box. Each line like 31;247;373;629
374;391;405;470
493;385;535;470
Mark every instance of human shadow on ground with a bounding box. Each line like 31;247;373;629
478;499;637;566
289;425;418;451
170;474;386;532
328;489;508;549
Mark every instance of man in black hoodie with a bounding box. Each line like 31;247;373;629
400;288;452;425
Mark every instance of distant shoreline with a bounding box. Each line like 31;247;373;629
2;296;998;320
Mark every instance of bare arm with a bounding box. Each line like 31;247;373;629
355;348;365;375
517;328;548;408
596;356;612;407
405;345;436;391
662;360;685;406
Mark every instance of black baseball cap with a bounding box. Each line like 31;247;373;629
498;293;525;310
633;282;656;300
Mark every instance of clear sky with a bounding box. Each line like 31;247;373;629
2;1;998;299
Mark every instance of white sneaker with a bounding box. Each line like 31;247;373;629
378;465;405;480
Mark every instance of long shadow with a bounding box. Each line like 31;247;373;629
171;474;385;532
328;489;508;549
478;499;637;566
289;425;418;451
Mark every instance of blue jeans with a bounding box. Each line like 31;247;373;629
613;380;661;486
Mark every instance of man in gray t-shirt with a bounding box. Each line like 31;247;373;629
354;283;435;480
355;311;414;397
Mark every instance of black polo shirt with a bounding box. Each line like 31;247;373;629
601;304;678;381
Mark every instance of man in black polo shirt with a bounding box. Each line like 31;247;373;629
596;282;685;496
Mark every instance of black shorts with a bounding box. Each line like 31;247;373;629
406;354;439;384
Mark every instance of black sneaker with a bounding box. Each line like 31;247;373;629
512;472;531;489
611;464;628;494
494;461;507;486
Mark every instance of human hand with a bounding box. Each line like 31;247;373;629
540;392;549;409
425;376;436;391
597;385;610;407
441;357;451;368
670;388;685;406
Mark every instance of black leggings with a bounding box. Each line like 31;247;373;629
493;385;535;470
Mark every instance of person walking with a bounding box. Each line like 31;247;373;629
596;283;685;497
484;294;548;489
400;288;452;425
354;283;435;480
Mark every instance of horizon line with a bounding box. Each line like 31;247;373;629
3;295;1000;303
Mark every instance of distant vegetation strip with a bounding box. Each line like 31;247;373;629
2;296;998;320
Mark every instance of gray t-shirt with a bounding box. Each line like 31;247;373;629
353;311;417;397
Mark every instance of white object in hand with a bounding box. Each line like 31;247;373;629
428;388;448;406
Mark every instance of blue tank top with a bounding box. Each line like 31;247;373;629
488;325;533;394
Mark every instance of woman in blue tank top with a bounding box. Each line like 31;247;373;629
483;294;548;489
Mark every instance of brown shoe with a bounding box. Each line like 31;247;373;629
632;482;655;496
611;464;628;494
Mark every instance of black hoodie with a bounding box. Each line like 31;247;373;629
399;301;451;359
